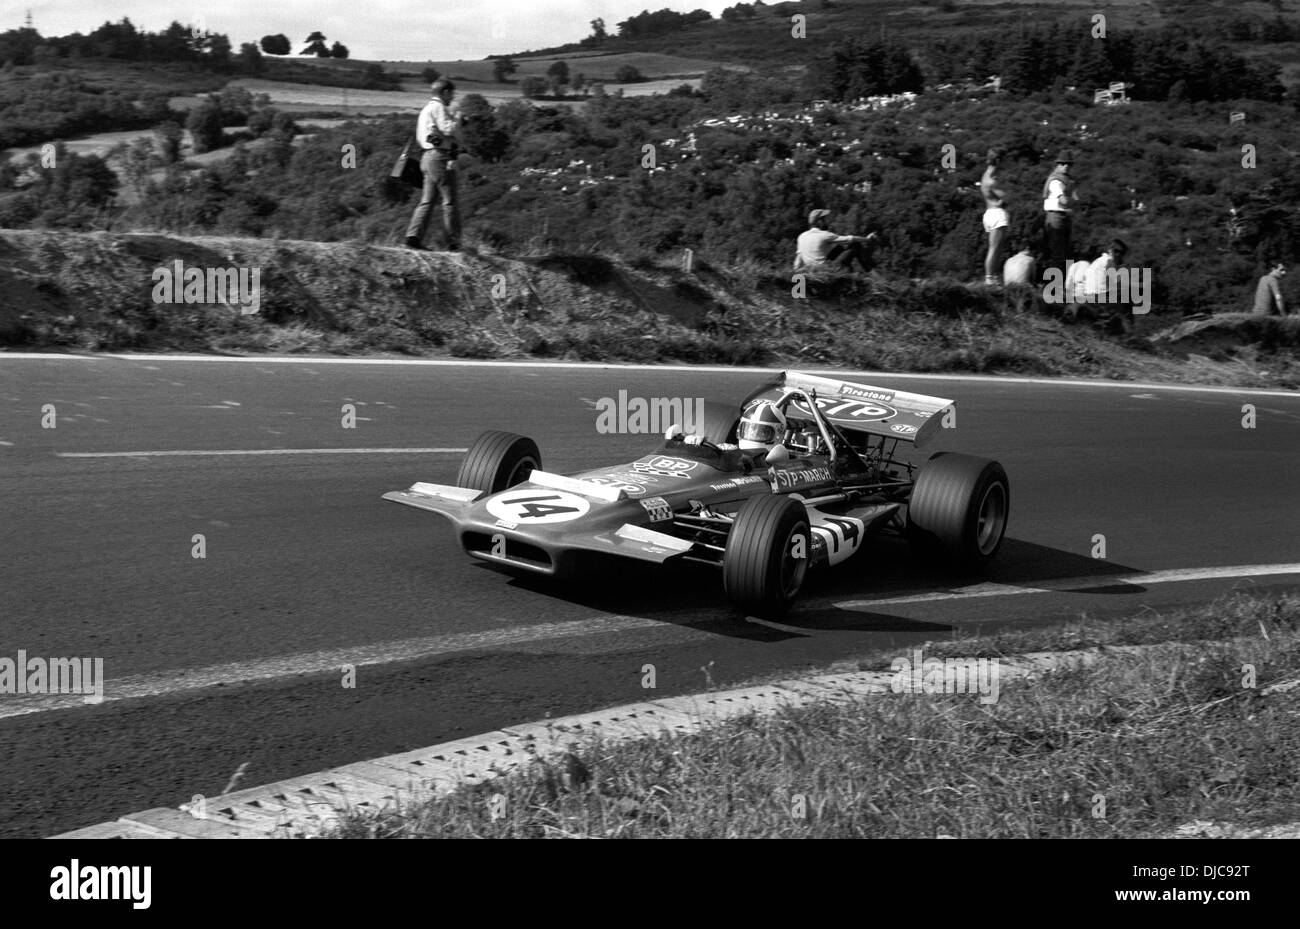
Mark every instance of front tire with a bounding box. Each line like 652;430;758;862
456;431;541;495
723;495;811;619
906;452;1009;567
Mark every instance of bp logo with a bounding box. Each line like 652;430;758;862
486;490;590;524
631;456;698;479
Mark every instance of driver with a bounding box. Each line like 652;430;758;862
736;401;792;462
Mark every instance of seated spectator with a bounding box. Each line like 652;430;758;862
1084;239;1128;302
1065;257;1091;304
1252;261;1289;315
794;209;876;273
1002;242;1038;286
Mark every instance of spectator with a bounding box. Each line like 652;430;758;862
1002;242;1037;286
1084;239;1128;301
1041;149;1076;276
405;79;463;251
794;209;876;272
1065;255;1091;310
1252;261;1289;315
1084;239;1131;330
981;147;1009;286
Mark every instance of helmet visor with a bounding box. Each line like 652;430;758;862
739;421;777;445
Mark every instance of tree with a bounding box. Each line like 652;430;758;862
206;33;231;69
422;66;441;84
547;60;570;88
238;42;263;75
614;64;645;83
154;121;183;165
492;56;516;83
301;31;329;57
330;41;349;59
186;100;224;153
812;37;924;100
520;76;548;99
590;18;607;40
260;34;290;55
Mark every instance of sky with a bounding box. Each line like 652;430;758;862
11;0;739;61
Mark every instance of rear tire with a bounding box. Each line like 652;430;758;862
906;452;1009;567
723;495;811;619
456;431;541;495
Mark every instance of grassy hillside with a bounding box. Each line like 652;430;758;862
508;0;1300;70
3;229;1298;389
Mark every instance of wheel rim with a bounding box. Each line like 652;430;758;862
507;456;538;487
780;525;810;598
975;482;1007;555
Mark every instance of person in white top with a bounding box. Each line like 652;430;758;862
1084;239;1128;302
980;147;1009;286
793;209;876;272
1002;242;1037;286
1041;149;1076;277
405;79;463;251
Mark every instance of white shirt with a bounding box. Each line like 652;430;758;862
1085;254;1119;298
1066;259;1090;300
416;98;459;150
1043;178;1071;212
794;228;852;268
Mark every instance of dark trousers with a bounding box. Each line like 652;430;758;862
825;240;871;272
406;152;461;248
1043;211;1072;275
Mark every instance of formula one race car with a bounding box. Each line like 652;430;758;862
384;371;1009;619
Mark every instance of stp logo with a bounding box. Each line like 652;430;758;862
791;397;897;422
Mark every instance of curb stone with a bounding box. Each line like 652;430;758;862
45;641;1280;838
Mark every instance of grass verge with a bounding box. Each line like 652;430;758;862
328;590;1300;837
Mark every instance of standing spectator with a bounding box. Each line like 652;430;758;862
794;209;876;272
1002;241;1038;286
1252;261;1289;315
405;79;463;251
1041;149;1076;276
980;147;1009;286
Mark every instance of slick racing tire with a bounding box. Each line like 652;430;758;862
698;400;741;445
456;431;542;495
723;495;811;620
906;452;1009;568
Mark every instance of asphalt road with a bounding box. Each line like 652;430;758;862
1;354;1298;838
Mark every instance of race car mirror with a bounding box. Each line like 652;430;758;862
663;423;682;441
765;444;790;464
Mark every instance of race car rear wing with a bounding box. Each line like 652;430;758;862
742;371;953;448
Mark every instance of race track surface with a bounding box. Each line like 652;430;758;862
1;355;1297;837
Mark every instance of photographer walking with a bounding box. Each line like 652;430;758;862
405;79;463;251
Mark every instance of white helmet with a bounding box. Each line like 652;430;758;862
737;401;787;451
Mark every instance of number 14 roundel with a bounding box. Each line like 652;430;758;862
486;490;591;524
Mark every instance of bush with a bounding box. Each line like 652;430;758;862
185;101;224;154
520;76;548;99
